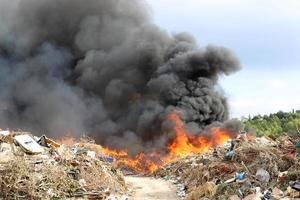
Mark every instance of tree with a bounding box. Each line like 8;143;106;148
244;110;300;137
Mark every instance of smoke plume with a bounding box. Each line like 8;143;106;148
0;0;241;154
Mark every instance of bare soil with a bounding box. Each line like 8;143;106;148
125;176;179;200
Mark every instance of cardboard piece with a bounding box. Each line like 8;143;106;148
14;135;44;154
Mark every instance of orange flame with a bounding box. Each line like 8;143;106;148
167;112;230;157
57;132;77;146
101;148;161;173
102;111;232;173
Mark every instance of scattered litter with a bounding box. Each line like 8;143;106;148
235;172;246;182
187;182;216;200
0;130;10;136
37;135;60;148
0;143;15;163
213;148;218;157
225;177;236;184
255;168;270;183
272;187;284;199
262;188;272;200
286;186;300;198
1;129;299;200
0;131;127;199
155;133;300;199
14;134;44;154
225;150;234;160
100;155;114;163
290;180;300;192
87;150;96;158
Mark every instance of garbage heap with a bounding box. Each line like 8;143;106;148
0;131;127;200
155;134;300;200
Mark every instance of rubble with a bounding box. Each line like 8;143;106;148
0;131;127;199
155;134;300;199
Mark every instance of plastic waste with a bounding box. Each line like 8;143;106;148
255;168;270;183
99;155;114;163
225;150;234;160
235;172;246;182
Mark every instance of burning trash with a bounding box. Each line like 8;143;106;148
98;111;237;174
0;0;298;200
155;133;300;199
0;0;241;164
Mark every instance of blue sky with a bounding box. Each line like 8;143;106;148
147;0;300;118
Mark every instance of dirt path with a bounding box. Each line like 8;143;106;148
125;176;179;200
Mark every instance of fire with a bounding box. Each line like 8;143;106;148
167;112;230;157
56;111;232;173
102;111;232;173
57;132;76;146
101;148;161;173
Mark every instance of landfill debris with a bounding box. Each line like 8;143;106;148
235;172;246;182
155;133;300;200
255;187;263;198
225;150;234;160
187;182;217;200
0;130;10;136
0;143;15;163
87;150;96;158
100;155;114;163
14;134;45;154
272;187;284;199
237;131;247;141
296;140;300;157
262;188;272;200
0;130;15;143
177;183;187;198
1;128;300;199
286;186;300;198
213;148;218;157
290;180;300;191
37;135;60;148
0;130;127;199
255;168;270;183
225;177;236;184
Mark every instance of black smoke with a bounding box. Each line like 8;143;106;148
0;0;241;154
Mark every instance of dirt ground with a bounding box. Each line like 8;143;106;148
125;176;179;200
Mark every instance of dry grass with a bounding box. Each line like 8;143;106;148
0;157;80;199
0;141;126;200
156;136;300;199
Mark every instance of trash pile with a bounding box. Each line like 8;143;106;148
0;130;127;200
155;134;300;200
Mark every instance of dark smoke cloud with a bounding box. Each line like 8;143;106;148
0;0;241;154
